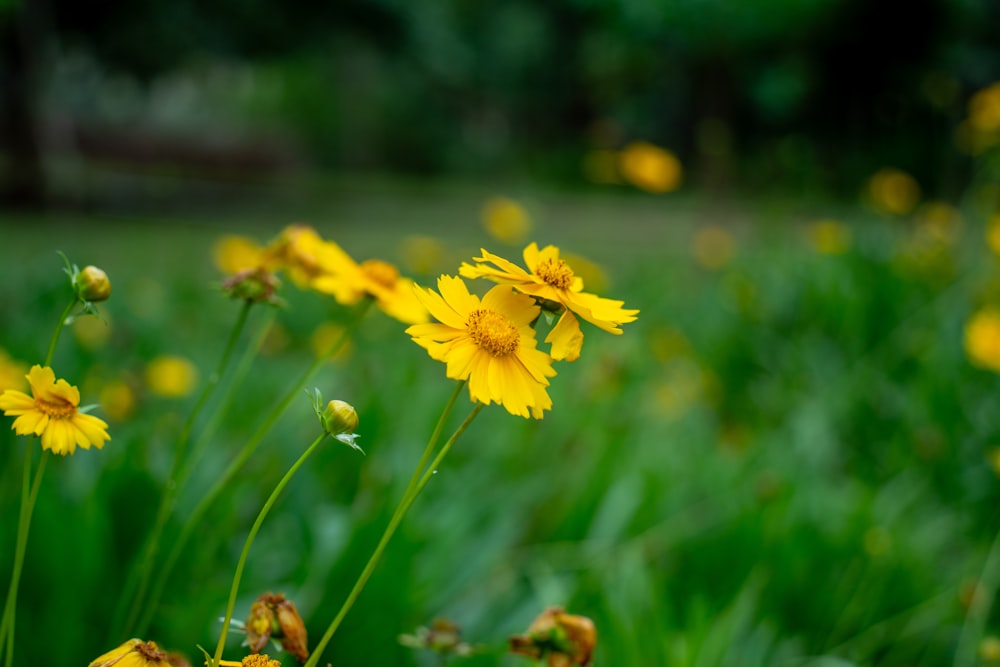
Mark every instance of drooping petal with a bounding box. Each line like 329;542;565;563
545;310;585;362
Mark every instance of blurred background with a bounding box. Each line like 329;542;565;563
4;1;1000;666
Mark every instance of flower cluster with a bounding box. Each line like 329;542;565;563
408;243;638;419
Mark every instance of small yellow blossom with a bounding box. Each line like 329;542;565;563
145;356;199;398
619;141;683;193
970;82;1000;133
805;220;851;255
692;225;736;269
0;349;27;392
460;243;638;362
407;276;556;419
88;639;172;667
482;197;532;244
214;235;270;276
965;309;1000;373
0;365;110;455
262;225;336;287
868;168;921;216
508;607;597;667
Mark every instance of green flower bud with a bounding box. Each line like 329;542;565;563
78;265;111;302
321;399;358;437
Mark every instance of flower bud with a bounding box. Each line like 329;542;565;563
321;399;358;437
78;265;111;302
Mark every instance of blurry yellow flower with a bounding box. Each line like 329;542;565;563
0;365;110;455
460;243;638;362
0;349;27;392
400;235;446;276
100;379;136;422
89;639;173;667
692;225;736;269
868;168;921;216
619;141;683;193
508;606;597;667
73;313;112;349
954;119;1000;155
145;356;199;398
310;322;353;361
805;220;851;255
312;249;428;325
986;214;1000;257
214;235;269;275
917;201;962;243
407;276;556;419
482;197;532;244
263;224;338;288
980;636;1000;664
245;593;309;663
970;82;1000;133
965;309;1000;373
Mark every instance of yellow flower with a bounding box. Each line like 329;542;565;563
89;639;172;667
262;225;337;287
460;243;638;362
218;656;281;667
970;82;1000;133
868;168;921;216
0;365;110;456
0;349;27;392
214;235;270;275
406;276;556;419
482;197;532;244
145;356;199;398
966;309;1000;373
619;141;683;193
311;248;428;325
805;220;851;255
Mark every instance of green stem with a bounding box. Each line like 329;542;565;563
117;299;254;638
304;400;483;667
0;450;48;667
954;528;1000;667
210;432;328;667
135;300;371;637
43;298;77;367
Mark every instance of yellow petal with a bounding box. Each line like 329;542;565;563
545;311;584;362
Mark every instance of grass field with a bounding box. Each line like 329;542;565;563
1;174;998;666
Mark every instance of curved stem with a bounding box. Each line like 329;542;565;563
304;401;483;667
117;299;254;638
135;300;371;637
0;450;48;667
43;298;77;367
210;432;328;667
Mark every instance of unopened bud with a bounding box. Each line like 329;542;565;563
78;265;111;302
322;399;358;437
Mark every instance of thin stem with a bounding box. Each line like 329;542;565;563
210;432;328;667
0;450;48;667
117;299;254;638
135;300;371;637
43;298;77;367
304;401;483;667
954;528;1000;667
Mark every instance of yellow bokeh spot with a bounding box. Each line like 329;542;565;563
986;214;1000;257
0;349;27;392
805;220;851;255
310;322;353;361
482;197;532;244
868;168;921;216
214;235;264;275
970;82;1000;133
917;201;962;244
73;313;112;350
981;636;1000;665
145;356;199;398
692;225;736;270
399;235;446;276
965;309;1000;373
619;141;683;193
99;379;136;422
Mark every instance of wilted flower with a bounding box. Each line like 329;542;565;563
407;276;556;419
508;607;597;667
145;356;199;398
223;267;282;305
619;141;683;193
245;593;309;663
0;365;110;455
399;618;479;658
88;639;172;667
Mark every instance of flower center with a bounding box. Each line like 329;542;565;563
466;308;520;357
135;641;168;662
535;257;575;290
34;396;76;420
361;259;400;289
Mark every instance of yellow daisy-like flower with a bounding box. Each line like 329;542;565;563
88;639;172;667
965;309;1000;373
459;243;638;362
406;276;556;419
311;245;428;325
0;348;28;392
0;365;110;455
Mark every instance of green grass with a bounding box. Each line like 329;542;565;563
0;179;998;666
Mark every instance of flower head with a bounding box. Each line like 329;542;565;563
966;309;1000;373
145;356;199;398
218;656;281;667
244;593;309;663
0;365;110;455
312;250;428;325
88;639;172;667
460;243;638;362
407;276;556;419
0;349;27;392
78;265;112;302
619;141;683;193
508;607;597;667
